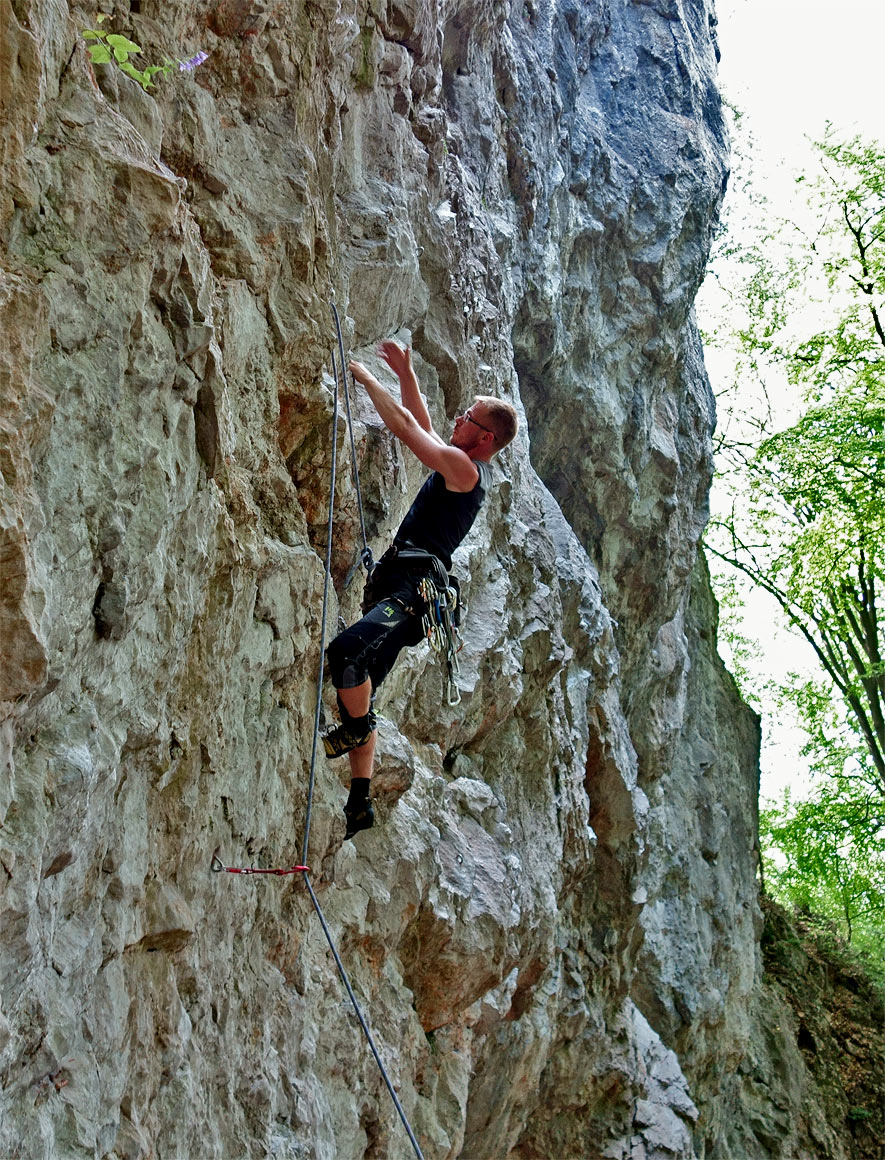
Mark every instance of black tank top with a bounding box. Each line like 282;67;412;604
393;462;491;570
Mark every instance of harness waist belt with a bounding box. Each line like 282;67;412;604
384;542;448;582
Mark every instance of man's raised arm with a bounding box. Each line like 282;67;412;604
348;359;478;492
378;341;444;445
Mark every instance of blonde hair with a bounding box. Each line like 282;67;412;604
474;396;518;451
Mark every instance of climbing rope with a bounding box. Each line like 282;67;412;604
299;336;341;867
332;302;374;575
212;303;424;1160
302;875;425;1160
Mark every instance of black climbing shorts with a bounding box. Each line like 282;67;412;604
326;595;426;691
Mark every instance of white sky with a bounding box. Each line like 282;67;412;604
699;0;884;799
715;0;884;159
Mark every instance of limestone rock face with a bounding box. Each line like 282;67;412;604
0;0;789;1157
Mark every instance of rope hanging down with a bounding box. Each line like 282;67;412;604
298;333;342;867
332;301;374;576
211;304;424;1160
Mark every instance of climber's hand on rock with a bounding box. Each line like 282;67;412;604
378;341;411;379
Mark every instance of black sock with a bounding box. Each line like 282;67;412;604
347;777;371;806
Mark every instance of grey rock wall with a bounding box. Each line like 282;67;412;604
1;0;773;1157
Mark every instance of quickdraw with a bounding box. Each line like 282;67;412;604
419;572;464;706
211;849;309;876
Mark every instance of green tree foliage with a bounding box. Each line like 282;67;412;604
715;391;885;788
760;675;885;976
706;129;885;793
701;128;885;964
760;777;885;981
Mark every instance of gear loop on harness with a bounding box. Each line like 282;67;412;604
418;569;464;705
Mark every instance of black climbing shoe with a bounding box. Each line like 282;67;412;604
322;710;376;758
344;800;375;840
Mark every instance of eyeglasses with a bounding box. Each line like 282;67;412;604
459;408;495;435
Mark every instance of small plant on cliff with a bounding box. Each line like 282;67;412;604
82;15;208;90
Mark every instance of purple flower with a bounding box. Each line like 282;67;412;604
179;50;209;72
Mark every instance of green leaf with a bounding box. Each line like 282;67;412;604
106;34;141;53
82;30;103;40
88;44;112;63
96;13;109;22
118;60;149;88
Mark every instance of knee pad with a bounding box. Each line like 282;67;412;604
337;694;376;733
326;634;361;690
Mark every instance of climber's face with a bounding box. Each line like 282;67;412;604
452;401;494;453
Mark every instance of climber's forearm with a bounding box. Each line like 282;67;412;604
397;364;434;434
349;361;412;440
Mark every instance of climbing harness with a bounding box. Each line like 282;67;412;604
368;542;465;705
211;301;424;1160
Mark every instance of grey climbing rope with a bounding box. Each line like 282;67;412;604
213;304;423;1160
304;318;422;1156
303;875;425;1160
299;337;341;867
332;301;374;575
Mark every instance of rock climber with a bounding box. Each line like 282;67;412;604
323;340;518;839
